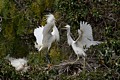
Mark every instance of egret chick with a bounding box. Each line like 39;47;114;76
6;56;28;72
64;25;86;63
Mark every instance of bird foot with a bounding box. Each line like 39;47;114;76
69;59;79;64
47;64;53;70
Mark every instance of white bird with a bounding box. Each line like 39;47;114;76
34;14;60;63
6;55;28;72
64;25;86;62
64;21;101;62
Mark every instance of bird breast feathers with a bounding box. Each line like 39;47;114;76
72;42;86;56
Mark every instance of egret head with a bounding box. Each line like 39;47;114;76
46;14;55;23
64;25;71;29
63;25;70;30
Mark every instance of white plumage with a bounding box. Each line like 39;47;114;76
51;25;60;41
65;21;101;60
77;21;101;50
34;26;44;51
34;28;43;51
34;14;60;51
7;57;28;72
65;25;86;58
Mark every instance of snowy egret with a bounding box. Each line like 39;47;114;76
6;55;28;72
64;25;86;62
64;21;101;62
34;14;59;63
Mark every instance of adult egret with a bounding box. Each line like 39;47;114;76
5;55;28;72
64;21;101;62
34;14;60;63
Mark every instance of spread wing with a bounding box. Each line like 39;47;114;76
51;25;60;41
34;26;44;48
76;21;101;49
76;21;93;48
80;21;93;41
80;21;93;48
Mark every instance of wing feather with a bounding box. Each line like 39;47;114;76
34;26;44;48
51;25;60;41
77;21;101;49
80;21;93;48
80;21;93;41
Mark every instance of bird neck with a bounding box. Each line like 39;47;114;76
66;28;73;45
67;28;70;35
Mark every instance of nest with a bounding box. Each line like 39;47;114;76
52;58;99;76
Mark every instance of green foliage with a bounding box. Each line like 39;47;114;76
28;52;45;66
0;0;5;13
97;40;120;67
56;0;90;27
50;43;61;64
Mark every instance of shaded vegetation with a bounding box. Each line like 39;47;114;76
0;0;120;79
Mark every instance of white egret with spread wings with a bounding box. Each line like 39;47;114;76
64;21;101;62
34;14;59;63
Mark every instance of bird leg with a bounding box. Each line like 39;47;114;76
45;50;51;64
45;50;53;70
75;54;80;62
82;57;86;72
70;54;79;64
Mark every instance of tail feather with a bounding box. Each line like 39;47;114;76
91;41;102;46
